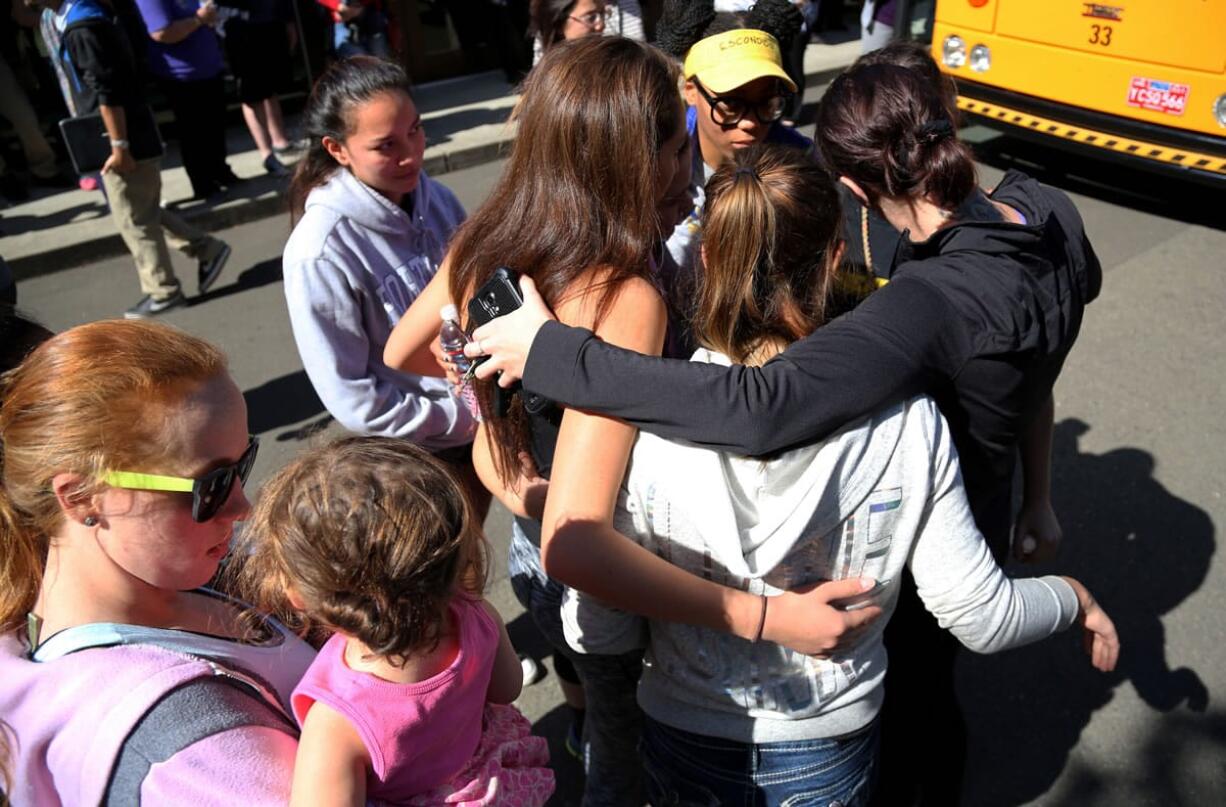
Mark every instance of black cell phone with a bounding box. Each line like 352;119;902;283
466;267;524;416
830;579;891;612
467;266;524;331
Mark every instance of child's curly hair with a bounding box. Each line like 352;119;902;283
232;437;488;665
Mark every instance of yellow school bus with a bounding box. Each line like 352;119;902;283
926;0;1226;184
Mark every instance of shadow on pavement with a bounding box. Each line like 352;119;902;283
969;134;1226;232
424;106;514;149
191;257;283;306
0;200;108;236
243;370;326;436
507;612;585;804
959;417;1216;805
533;703;585;806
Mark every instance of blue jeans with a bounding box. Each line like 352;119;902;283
508;522;644;807
641;715;879;807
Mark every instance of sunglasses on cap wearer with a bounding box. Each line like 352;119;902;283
101;436;259;523
692;77;792;127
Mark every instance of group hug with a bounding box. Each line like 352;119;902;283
1;1;1119;805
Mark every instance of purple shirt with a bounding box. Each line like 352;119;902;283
134;0;223;81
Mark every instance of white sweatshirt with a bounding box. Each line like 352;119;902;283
282;168;476;449
563;348;1080;743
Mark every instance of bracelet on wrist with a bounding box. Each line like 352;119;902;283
110;139;130;150
752;594;768;643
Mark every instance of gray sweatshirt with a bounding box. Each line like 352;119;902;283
282;168;476;449
563;348;1079;743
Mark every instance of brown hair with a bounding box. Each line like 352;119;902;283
853;40;959;121
694;144;842;364
816;62;975;210
0;321;228;632
232;437;488;665
288;57;415;223
446;36;682;485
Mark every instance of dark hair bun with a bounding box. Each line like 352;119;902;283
744;0;804;47
817;62;976;210
654;0;716;58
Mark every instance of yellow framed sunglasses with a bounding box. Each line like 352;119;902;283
101;436;259;522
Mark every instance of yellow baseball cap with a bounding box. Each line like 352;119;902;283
683;29;797;94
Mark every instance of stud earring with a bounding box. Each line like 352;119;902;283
84;516;99;527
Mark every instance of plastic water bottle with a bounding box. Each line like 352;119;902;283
439;304;472;373
440;304;479;418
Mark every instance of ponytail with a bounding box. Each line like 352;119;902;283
697;164;776;362
288;56;414;223
695;144;842;365
817;62;976;210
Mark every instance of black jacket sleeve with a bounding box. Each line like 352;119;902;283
63;24;137;108
522;275;975;455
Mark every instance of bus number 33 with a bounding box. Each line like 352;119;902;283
1089;24;1113;46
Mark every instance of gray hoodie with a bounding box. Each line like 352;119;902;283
563;348;1080;743
282;168;476;449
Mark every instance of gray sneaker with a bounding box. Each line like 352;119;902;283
124;290;186;319
198;240;231;294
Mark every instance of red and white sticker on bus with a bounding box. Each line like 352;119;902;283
1126;77;1189;116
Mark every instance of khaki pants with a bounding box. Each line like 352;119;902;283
0;53;59;178
102;159;214;299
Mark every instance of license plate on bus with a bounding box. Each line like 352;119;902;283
1126;77;1189;116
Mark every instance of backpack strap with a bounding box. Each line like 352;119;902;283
103;674;298;806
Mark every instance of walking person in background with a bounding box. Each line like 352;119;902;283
28;0;231;318
133;0;240;200
860;0;895;52
217;0;300;177
0;53;68;201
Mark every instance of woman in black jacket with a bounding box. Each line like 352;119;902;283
466;58;1103;804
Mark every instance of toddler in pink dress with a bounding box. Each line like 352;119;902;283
235;437;554;806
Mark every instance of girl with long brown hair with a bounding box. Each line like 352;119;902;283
385;35;689;805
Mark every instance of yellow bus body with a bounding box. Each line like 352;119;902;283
932;0;1226;182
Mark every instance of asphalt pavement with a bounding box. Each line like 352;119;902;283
10;122;1226;805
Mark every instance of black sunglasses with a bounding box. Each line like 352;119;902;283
692;77;791;127
101;436;260;522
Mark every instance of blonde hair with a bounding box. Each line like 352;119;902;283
231;437;488;666
0;320;228;632
695;144;843;364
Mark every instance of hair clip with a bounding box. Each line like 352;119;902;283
916;119;954;145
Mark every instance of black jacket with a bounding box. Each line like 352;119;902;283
519;170;1102;549
59;7;144;115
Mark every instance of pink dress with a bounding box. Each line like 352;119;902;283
291;597;554;805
